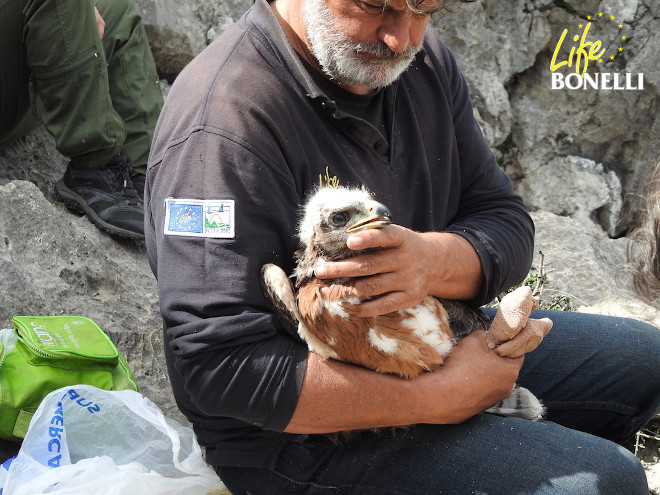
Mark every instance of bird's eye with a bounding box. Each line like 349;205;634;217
330;212;349;227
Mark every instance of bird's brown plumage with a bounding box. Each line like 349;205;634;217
296;276;454;379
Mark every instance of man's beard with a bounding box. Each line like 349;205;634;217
302;0;422;90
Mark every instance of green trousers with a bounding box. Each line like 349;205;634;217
0;0;163;173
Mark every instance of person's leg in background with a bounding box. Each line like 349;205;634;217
96;0;163;191
23;0;125;167
8;0;162;239
0;0;40;148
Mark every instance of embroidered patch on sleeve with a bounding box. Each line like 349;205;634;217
164;198;235;238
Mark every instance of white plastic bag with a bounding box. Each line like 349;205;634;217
2;385;223;494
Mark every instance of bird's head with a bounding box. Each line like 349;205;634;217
294;187;392;280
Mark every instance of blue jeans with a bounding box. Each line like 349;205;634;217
218;310;660;494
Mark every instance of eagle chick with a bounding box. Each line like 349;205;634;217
261;186;548;420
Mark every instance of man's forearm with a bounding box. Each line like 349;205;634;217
421;231;484;301
284;352;419;433
284;332;523;434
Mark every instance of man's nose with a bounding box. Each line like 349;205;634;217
377;14;413;53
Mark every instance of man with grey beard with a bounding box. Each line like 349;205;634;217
302;0;422;88
145;0;660;492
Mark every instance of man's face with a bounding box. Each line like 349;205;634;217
302;0;435;92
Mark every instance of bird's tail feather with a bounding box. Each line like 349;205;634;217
485;385;545;421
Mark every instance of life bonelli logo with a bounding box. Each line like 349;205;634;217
550;11;643;91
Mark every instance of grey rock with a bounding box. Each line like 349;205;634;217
0;180;175;418
519;155;622;235
135;0;253;80
531;211;659;327
434;0;552;146
430;0;659;236
0;127;66;198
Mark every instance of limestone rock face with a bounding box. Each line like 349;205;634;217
134;0;253;80
434;0;553;145
519;155;623;235
0;179;176;417
531;211;659;327
432;0;659;236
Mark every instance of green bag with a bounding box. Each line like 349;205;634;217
0;315;137;441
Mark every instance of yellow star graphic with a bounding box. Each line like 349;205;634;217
587;15;592;20
622;35;626;41
618;24;623;29
598;12;603;17
610;15;615;20
578;24;583;28
598;59;603;63
619;47;623;52
610;55;615;60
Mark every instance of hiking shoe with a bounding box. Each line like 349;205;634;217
54;155;145;240
131;173;146;202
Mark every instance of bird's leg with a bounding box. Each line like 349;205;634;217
485;286;553;358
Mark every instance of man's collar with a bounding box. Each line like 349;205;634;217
257;0;328;100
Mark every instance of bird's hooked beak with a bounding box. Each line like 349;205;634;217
346;200;392;233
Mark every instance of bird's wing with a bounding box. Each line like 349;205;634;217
260;263;304;343
439;299;491;339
